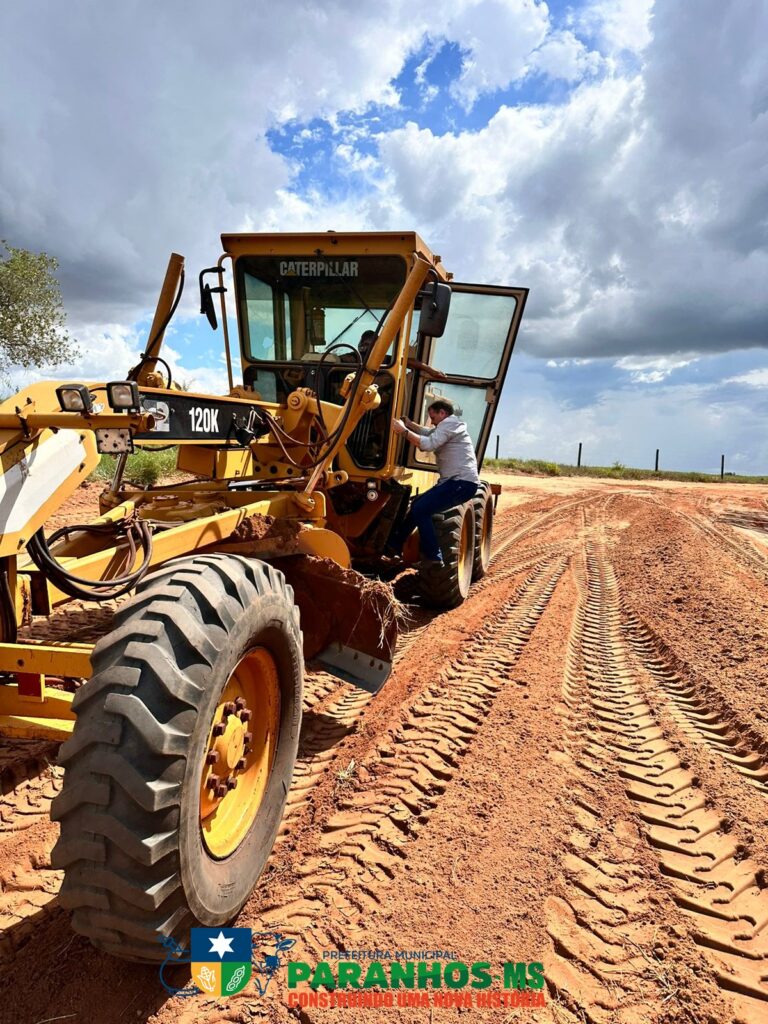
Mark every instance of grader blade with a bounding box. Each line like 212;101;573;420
279;556;400;693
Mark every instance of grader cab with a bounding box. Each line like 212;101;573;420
0;231;527;959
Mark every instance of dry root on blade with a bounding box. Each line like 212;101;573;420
280;556;403;666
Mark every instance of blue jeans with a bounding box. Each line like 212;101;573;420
390;478;478;561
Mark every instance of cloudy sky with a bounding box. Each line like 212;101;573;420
1;0;767;472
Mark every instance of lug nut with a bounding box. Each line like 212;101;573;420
223;702;236;717
226;777;237;791
234;697;247;711
240;709;252;722
212;722;226;737
206;774;220;790
236;757;247;771
206;750;220;765
214;783;228;799
243;731;253;745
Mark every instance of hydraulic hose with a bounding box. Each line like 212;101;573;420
27;518;154;602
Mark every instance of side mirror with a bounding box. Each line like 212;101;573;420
201;283;218;330
418;281;451;337
199;266;226;331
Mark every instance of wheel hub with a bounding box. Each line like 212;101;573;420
199;647;281;858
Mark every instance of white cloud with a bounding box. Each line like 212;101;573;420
499;376;768;473
368;1;768;360
335;144;378;175
0;1;433;326
2;0;767;480
3;324;143;392
724;369;768;388
614;353;700;383
0;0;636;339
2;325;228;399
414;40;443;105
446;0;551;108
579;0;654;55
375;73;645;309
531;30;603;83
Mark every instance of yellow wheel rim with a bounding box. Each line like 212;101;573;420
199;647;281;859
458;511;473;591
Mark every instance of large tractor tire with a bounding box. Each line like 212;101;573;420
51;554;303;961
416;501;476;610
472;481;494;581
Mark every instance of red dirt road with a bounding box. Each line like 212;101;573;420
2;475;768;1023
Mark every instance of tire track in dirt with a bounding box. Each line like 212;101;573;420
473;540;567;593
680;510;768;576
254;554;569;961
0;741;60;831
0;743;64;963
644;493;768;578
158;552;570;1024
567;525;768;1023
0;494;582;969
275;495;589;849
0;765;62;834
718;509;768;534
623;612;768;797
489;491;602;564
545;550;684;1023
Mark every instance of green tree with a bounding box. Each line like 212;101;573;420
0;240;78;378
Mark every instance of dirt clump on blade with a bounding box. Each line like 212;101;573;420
229;512;302;550
228;513;404;662
280;555;403;663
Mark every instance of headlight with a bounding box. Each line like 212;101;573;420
106;381;141;411
56;384;92;413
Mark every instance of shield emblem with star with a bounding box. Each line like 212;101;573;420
190;927;252;996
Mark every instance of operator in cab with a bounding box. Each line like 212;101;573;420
355;330;449;378
389;399;479;568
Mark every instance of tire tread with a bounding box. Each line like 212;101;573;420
415;502;476;609
51;554;301;961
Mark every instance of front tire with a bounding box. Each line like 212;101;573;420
51;554;303;961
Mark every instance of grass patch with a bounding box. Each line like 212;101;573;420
484;457;562;476
483;457;768;485
89;447;179;487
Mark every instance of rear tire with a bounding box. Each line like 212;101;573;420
51;554;303;961
416;501;476;609
472;482;494;581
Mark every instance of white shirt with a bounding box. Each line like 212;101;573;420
412;415;480;484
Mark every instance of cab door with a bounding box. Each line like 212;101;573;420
406;282;528;468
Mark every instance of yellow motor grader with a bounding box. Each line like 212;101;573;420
0;231;527;959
